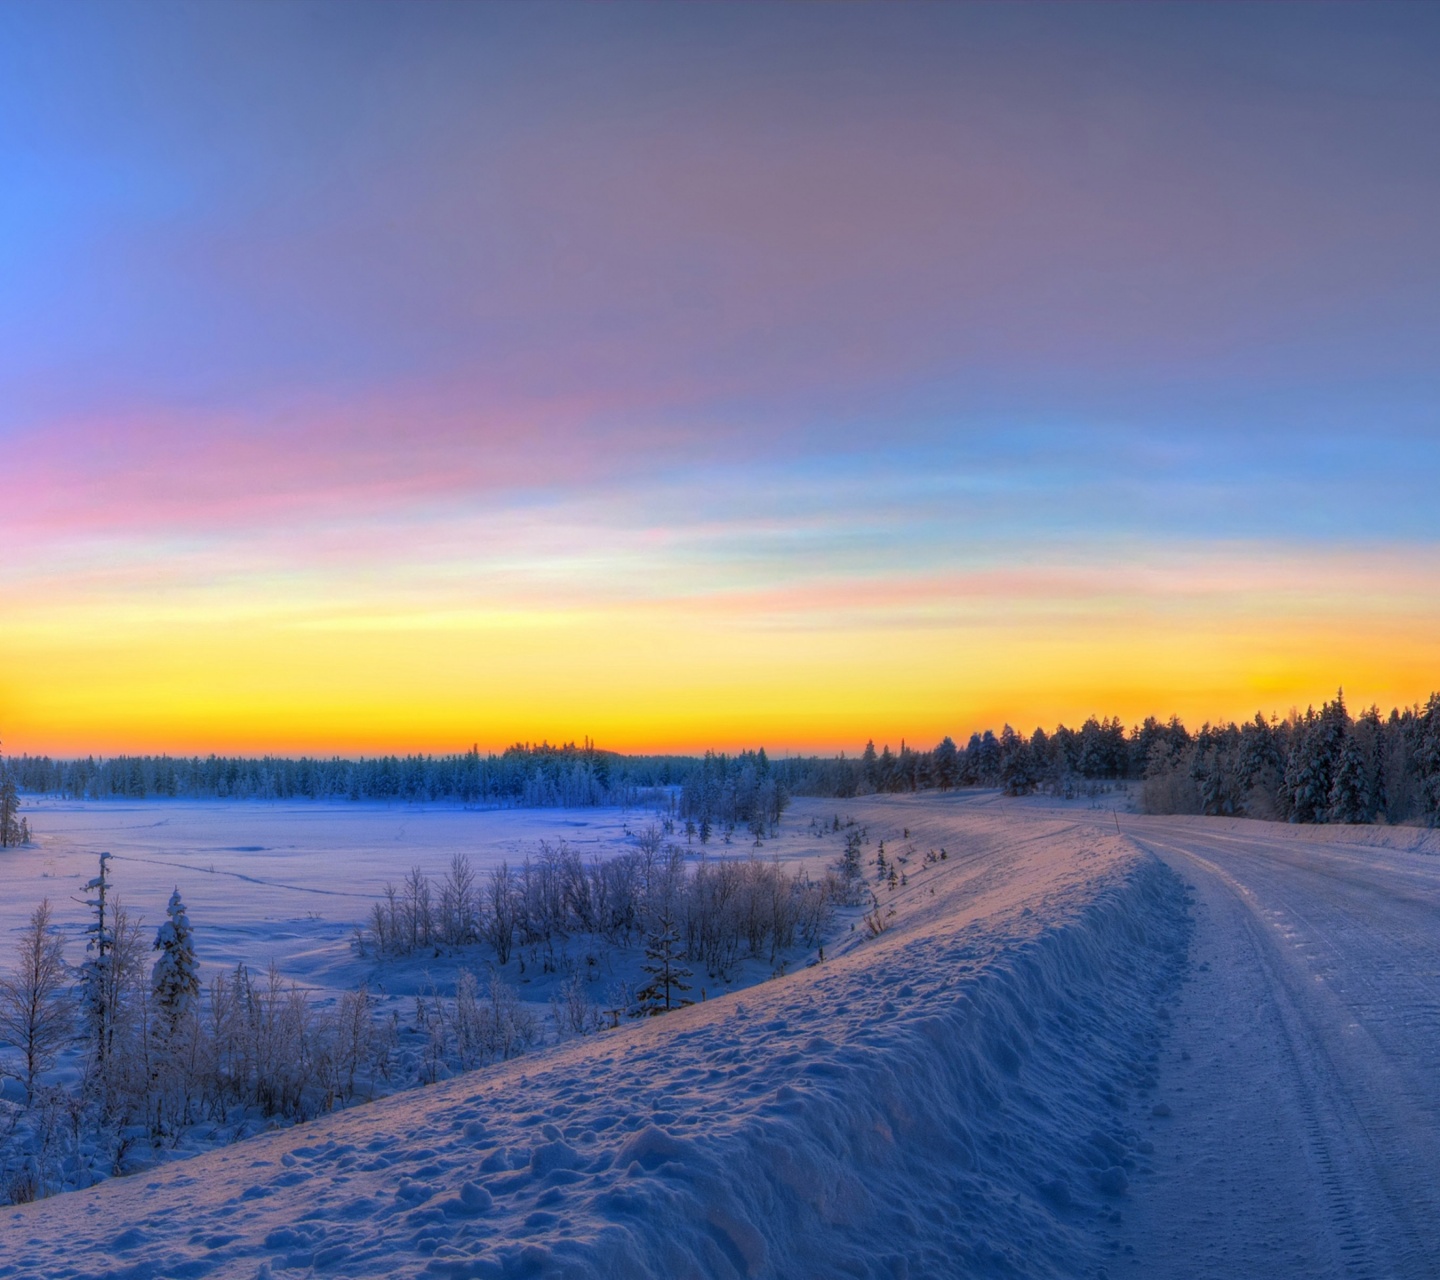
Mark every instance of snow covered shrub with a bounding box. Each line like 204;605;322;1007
550;969;601;1037
439;852;480;946
477;971;538;1060
863;902;895;937
794;872;836;947
484;861;518;964
1139;756;1201;815
210;962;316;1121
317;985;378;1105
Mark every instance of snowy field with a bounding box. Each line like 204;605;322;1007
3;794;1439;1277
0;799;715;1000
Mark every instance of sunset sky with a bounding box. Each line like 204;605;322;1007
3;3;1438;757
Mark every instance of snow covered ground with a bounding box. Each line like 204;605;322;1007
2;794;1437;1278
0;799;690;1001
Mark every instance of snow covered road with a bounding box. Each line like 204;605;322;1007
1125;818;1440;1279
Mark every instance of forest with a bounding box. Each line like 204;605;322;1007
5;688;1440;827
775;689;1440;826
2;740;684;808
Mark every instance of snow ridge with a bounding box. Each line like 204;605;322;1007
549;853;1190;1280
2;828;1189;1280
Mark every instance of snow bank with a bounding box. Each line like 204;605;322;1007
1138;813;1440;858
0;803;1190;1279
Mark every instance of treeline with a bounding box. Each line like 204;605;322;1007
8;686;1440;826
773;690;1440;826
767;718;1140;799
4;741;690;807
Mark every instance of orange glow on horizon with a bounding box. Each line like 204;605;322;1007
4;559;1436;759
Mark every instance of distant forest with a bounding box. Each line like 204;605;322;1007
5;688;1440;827
2;741;683;810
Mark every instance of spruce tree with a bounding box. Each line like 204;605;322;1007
0;772;19;848
838;830;864;903
1285;713;1333;823
152;887;200;1040
78;851;115;1065
861;740;879;790
1329;736;1369;824
635;909;692;1016
932;736;959;791
1417;692;1440;826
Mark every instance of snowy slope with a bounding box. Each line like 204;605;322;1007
0;797;1190;1280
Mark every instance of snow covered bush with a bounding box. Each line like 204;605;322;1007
363;836;838;985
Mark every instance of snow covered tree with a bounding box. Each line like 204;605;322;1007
0;900;70;1100
0;772;20;848
1284;701;1345;824
635;909;692;1015
78;852;115;1067
439;852;478;946
836;830;865;904
1328;735;1369;825
985;731;1010;784
76;852;149;1113
999;726;1036;796
932;736;959;791
1418;692;1440;827
151;888;200;1040
483;861;517;965
861;740;879;791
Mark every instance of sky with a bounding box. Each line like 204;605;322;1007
2;2;1439;757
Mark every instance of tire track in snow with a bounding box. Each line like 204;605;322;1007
1133;829;1440;1279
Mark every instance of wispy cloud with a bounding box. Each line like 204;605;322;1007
3;4;1438;751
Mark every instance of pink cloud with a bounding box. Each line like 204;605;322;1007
5;385;734;545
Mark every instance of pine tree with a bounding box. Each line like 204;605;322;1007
861;740;879;791
78;851;115;1065
152;887;200;1039
999;726;1035;796
1417;692;1440;826
1328;736;1369;825
635;909;692;1016
837;830;865;903
1285;711;1335;823
932;736;959;791
0;772;19;848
